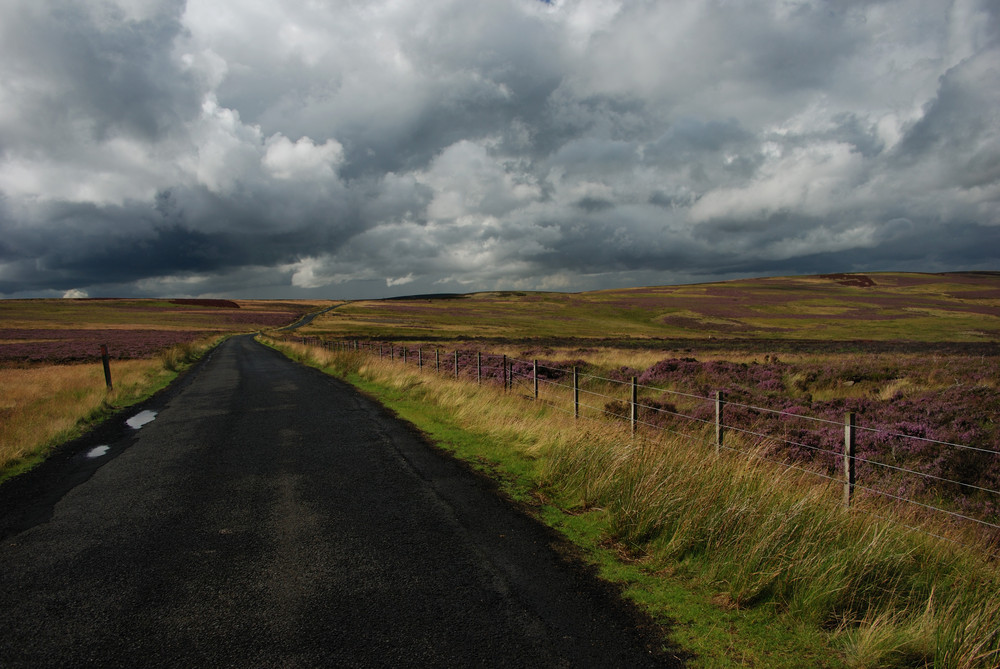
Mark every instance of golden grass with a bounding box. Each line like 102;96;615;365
0;336;222;478
0;360;166;472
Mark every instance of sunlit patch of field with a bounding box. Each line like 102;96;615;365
298;272;1000;344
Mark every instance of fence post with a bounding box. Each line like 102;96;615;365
477;352;482;385
533;360;538;399
844;412;856;507
402;347;407;364
631;377;638;433
100;344;113;390
436;349;440;373
418;348;422;369
715;391;725;455
573;367;579;419
503;354;507;391
390;345;394;361
454;351;459;378
379;343;383;359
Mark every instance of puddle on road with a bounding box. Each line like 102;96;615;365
126;410;157;430
86;445;110;459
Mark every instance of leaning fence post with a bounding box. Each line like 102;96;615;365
631;377;638;433
844;412;856;507
573;366;579;419
715;391;725;455
100;344;113;390
533;360;538;399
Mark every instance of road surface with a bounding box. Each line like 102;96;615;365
279;304;341;331
0;335;680;667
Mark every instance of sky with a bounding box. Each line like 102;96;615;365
1;0;999;299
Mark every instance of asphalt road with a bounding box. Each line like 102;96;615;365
0;335;680;667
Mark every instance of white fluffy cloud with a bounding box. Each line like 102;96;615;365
1;0;998;298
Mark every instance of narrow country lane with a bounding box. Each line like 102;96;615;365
0;336;679;668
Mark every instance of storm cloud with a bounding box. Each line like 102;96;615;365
1;0;998;298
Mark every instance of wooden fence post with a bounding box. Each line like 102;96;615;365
844;412;856;507
418;348;422;369
100;344;113;390
436;349;440;372
502;355;507;391
573;367;579;419
402;347;407;364
454;351;459;378
477;352;482;385
715;391;725;455
533;360;538;400
631;377;638;433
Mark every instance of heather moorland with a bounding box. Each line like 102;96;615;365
298;272;1000;345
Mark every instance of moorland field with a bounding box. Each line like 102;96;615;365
3;272;1000;667
302;271;1000;347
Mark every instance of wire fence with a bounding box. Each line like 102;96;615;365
297;337;1000;549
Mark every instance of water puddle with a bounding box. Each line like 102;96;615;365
86;445;110;459
126;410;157;430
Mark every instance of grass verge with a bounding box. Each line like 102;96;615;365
0;336;224;482
265;336;1000;668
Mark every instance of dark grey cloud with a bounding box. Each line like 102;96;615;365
1;0;998;299
1;0;197;148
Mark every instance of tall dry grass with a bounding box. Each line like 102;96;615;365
0;360;162;473
271;336;1000;668
0;337;221;479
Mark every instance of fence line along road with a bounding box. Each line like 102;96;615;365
295;337;1000;550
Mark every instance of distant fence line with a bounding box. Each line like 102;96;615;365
294;336;1000;547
